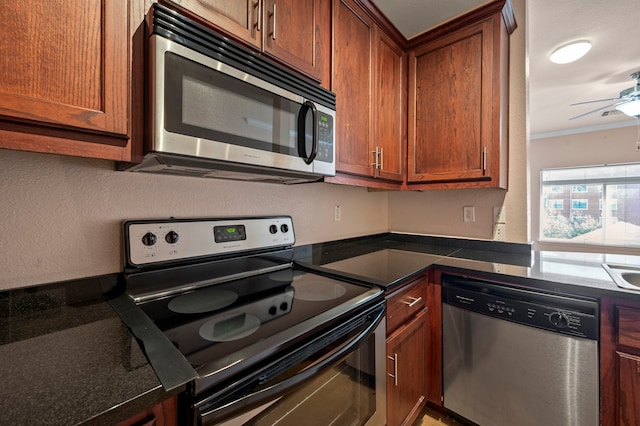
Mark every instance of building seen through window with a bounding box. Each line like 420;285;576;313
541;163;640;247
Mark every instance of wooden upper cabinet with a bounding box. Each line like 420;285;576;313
170;0;330;85
0;0;130;161
173;1;261;48
331;0;405;186
333;0;375;178
375;31;406;182
407;0;515;189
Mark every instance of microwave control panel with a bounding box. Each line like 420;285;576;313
316;113;334;163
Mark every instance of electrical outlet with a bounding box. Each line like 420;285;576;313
334;205;341;222
463;206;475;222
493;206;506;223
493;223;506;241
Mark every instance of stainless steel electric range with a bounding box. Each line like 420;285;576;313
117;216;386;425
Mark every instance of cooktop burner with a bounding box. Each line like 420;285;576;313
199;312;261;342
168;287;238;314
292;278;346;301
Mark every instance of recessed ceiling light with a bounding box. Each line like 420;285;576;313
549;41;592;64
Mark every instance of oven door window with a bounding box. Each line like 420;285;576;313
164;52;307;157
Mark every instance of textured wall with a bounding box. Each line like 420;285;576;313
0;150;389;290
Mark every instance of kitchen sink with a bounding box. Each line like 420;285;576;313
602;264;640;290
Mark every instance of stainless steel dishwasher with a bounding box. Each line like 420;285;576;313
442;273;599;426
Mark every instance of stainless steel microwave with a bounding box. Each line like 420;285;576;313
127;4;336;184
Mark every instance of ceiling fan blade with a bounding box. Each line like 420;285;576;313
569;102;619;120
570;97;621;106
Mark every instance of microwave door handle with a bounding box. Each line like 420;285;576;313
297;101;318;165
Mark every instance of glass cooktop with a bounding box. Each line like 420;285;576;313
321;249;444;286
136;268;378;370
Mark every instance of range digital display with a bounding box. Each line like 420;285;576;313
214;225;246;243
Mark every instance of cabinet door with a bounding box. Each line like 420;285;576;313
333;0;376;178
386;309;427;426
375;31;406;182
408;19;491;184
617;352;640;426
117;396;177;426
170;0;260;48
262;0;329;82
0;0;129;160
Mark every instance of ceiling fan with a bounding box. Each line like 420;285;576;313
570;71;640;120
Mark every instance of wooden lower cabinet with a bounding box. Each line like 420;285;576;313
601;298;640;426
117;396;177;426
617;351;640;425
386;308;427;426
425;272;443;406
385;276;430;425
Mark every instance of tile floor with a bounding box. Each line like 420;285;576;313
412;405;465;426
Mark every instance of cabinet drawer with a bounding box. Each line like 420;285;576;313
617;306;640;350
386;278;426;333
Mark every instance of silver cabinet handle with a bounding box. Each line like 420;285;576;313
482;146;487;174
269;3;276;40
387;353;398;386
253;0;261;32
379;147;384;170
371;147;379;168
401;296;422;307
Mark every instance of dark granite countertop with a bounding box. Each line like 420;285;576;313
0;275;181;425
3;232;640;425
294;232;640;301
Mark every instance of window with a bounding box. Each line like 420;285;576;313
571;199;588;210
540;163;640;247
550;200;563;210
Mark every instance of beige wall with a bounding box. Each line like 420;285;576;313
0;150;389;289
530;124;640;253
389;0;529;244
0;0;529;291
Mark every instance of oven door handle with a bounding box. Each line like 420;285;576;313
198;303;385;423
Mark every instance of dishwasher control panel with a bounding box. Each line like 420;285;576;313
442;274;598;340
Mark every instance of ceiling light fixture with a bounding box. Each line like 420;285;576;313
615;100;640;117
549;41;592;64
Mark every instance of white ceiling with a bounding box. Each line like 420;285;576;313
372;0;640;138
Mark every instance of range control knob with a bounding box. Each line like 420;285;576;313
280;301;289;311
141;232;157;246
549;312;569;328
268;306;278;316
269;225;278;234
165;231;179;244
280;224;289;233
